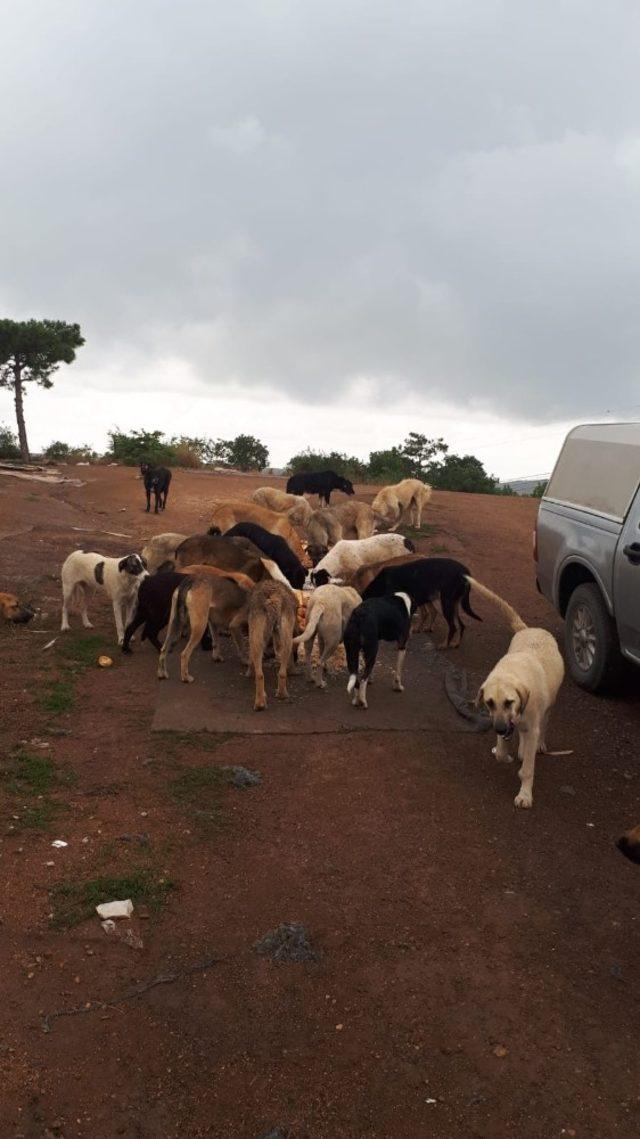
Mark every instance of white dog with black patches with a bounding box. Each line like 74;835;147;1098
61;550;148;644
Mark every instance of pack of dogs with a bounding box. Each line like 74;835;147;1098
4;467;634;847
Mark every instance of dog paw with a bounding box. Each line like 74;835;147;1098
392;681;404;692
492;746;513;764
514;790;533;809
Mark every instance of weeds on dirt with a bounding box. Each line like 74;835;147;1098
39;678;76;714
1;750;75;831
169;765;225;828
50;869;174;928
56;632;111;669
399;522;439;541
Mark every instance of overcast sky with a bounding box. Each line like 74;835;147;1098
1;0;639;479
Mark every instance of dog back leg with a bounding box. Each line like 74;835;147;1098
273;618;294;700
180;586;210;683
438;594;458;649
393;647;407;691
249;612;268;710
356;638;378;708
122;609;146;653
157;588;182;679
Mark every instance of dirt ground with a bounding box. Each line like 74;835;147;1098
1;464;640;1139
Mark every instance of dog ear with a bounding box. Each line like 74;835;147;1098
474;685;484;709
117;557;128;573
515;685;530;713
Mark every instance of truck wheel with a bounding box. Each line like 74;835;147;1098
565;583;624;692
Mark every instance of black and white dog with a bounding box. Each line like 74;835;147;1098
140;462;172;514
362;557;481;647
344;591;413;709
122;570;212;654
61;550;148;644
286;469;354;507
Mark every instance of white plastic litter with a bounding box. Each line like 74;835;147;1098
96;899;134;919
51;840;68;848
101;919;116;933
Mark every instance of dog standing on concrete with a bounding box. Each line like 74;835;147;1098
344;592;413;709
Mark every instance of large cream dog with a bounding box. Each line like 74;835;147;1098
470;578;565;810
311;534;415;585
293;584;361;688
372;479;432;530
61;550;148;644
251;487;313;527
141;533;187;573
209;500;309;566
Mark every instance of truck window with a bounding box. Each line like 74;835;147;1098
545;423;640;521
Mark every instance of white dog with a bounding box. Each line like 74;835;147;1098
470;578;566;810
311;534;415;586
61;551;148;644
293;584;361;687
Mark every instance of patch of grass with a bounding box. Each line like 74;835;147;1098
169;764;225;827
56;631;111;670
2;751;58;795
39;678;76;715
20;801;58;830
1;751;75;832
400;522;439;541
51;870;174;928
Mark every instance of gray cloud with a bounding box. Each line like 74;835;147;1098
2;0;640;420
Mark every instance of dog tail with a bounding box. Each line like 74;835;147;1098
293;602;323;646
260;558;290;587
461;581;483;622
464;577;527;633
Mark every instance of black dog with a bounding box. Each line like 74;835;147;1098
140;462;172;514
344;592;413;709
223;522;306;589
362;557;481;647
286;469;354;506
122;571;213;654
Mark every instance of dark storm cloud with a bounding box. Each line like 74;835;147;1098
2;0;639;419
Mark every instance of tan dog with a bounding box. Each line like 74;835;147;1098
141;533;187;573
293;584;361;688
175;533;284;583
372;479;432;531
157;565;254;682
1;592;35;624
247;579;299;711
209;500;309;565
331;500;377;540
251;487;313;527
306;508;343;565
470;578;565;810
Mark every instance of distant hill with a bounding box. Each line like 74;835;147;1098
501;477;550;496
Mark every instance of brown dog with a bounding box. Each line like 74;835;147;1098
157;565;255;682
209;501;310;566
247;579;299;711
1;592;35;624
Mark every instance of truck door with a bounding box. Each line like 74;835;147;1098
614;487;640;663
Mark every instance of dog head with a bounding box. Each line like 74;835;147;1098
617;824;640;865
307;543;328;568
338;477;355;496
290;565;307;590
476;678;529;740
310;568;331;587
140;461;151;475
118;554;147;577
0;592;36;624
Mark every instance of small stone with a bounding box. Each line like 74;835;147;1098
560;785;576;796
493;1044;508;1058
335;1023;344;1031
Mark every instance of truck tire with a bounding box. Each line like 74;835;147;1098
564;583;624;692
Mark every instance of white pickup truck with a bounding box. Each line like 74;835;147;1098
534;422;640;692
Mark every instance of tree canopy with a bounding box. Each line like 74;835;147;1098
0;318;84;460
